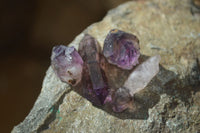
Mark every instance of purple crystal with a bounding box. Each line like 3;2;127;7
103;29;140;70
78;34;109;105
81;64;108;105
110;87;132;112
51;45;83;86
123;55;161;96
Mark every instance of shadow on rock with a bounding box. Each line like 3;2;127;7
72;55;184;120
158;58;200;104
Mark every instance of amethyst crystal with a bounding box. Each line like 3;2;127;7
81;64;108;106
110;88;132;112
103;29;140;70
79;34;109;105
51;45;83;86
106;55;161;112
123;55;161;96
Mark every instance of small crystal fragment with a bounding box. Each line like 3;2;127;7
79;34;109;105
51;45;83;86
109;55;161;112
103;29;140;70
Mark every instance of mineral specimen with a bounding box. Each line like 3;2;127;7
108;55;161;112
51;33;160;112
51;45;83;86
78;34;109;105
103;29;140;70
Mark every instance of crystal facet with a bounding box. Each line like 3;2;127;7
51;45;83;86
79;34;109;105
103;29;140;70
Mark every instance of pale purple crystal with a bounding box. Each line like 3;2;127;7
103;29;140;70
79;34;109;105
107;55;161;112
124;55;161;96
51;45;83;86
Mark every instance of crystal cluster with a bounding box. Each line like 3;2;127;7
51;45;83;86
51;30;161;112
78;34;109;105
103;29;140;70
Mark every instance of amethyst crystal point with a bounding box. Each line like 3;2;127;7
124;55;161;96
103;29;140;70
51;45;83;86
79;34;109;105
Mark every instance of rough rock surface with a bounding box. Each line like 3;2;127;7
12;0;200;132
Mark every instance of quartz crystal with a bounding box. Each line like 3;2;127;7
103;29;140;70
124;55;161;96
109;55;161;112
78;34;109;105
51;45;83;86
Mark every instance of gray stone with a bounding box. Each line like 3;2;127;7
12;67;71;133
12;0;200;132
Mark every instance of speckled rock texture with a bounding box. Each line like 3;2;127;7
12;0;200;132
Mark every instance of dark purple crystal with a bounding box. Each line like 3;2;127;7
79;34;109;105
103;29;140;70
51;45;83;86
104;87;132;112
